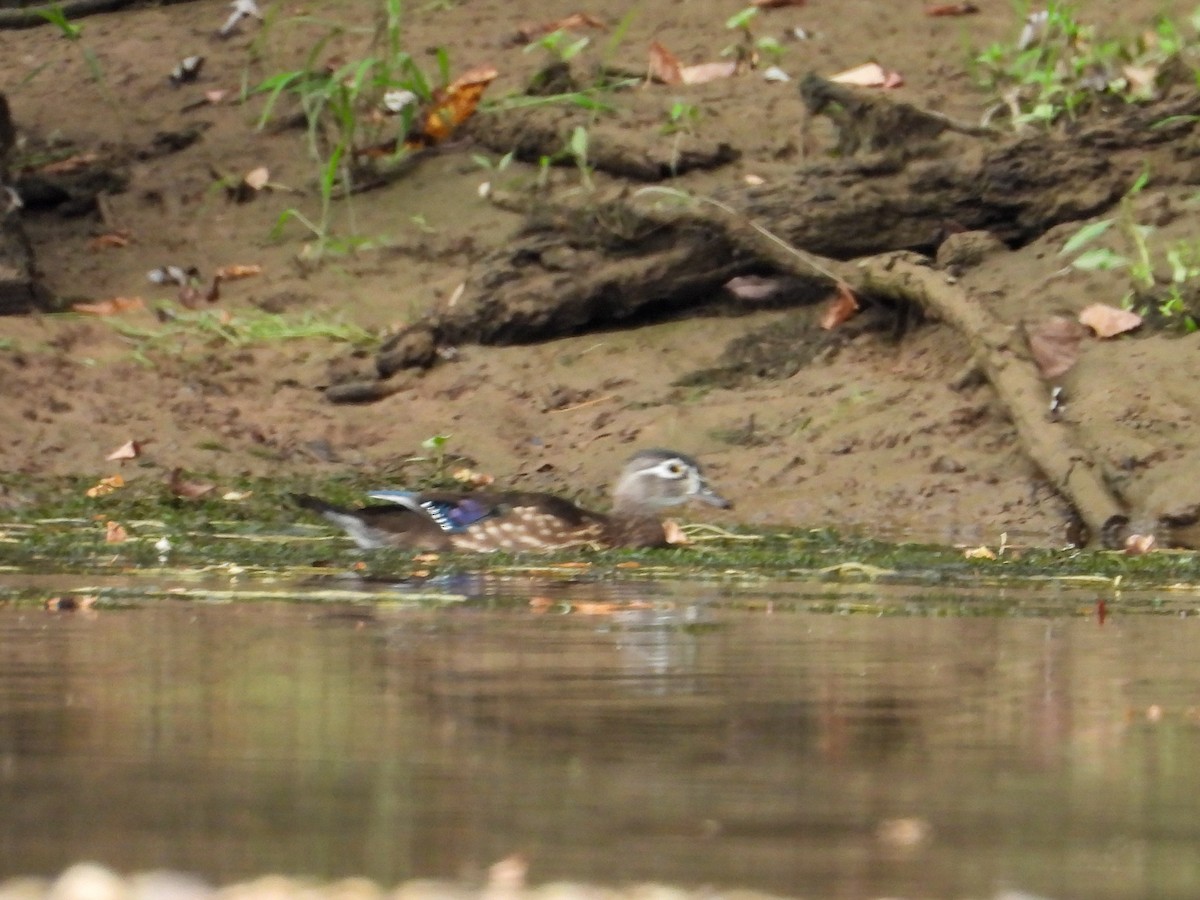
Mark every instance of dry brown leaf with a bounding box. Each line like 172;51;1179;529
963;545;997;560
1078;303;1142;338
925;2;979;15
168;468;216;500
37;152;99;175
1124;533;1156;555
1028;316;1088;379
528;596;555;612
514;12;606;43
681;60;739;85
105;440;143;462
488;855;528;892
663;519;690;545
830;62;904;88
413;65;498;145
819;281;861;330
214;263;263;280
105;520;128;543
243;166;270;191
412;552;440;563
87;232;131;251
45;595;98;612
573;601;622;615
648;40;683;85
73;296;144;316
86;475;125;498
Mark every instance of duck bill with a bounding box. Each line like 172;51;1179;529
695;482;732;509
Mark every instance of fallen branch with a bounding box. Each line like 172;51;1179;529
857;252;1129;548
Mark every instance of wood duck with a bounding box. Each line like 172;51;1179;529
292;448;731;552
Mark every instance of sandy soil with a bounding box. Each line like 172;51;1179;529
1;0;1197;548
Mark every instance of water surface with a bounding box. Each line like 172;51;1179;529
1;575;1199;898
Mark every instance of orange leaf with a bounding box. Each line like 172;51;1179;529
925;2;979;15
819;282;861;330
37;152;99;175
414;66;498;145
105;520;128;543
86;475;125;498
1078;303;1142;338
514;12;606;44
73;296;144;316
215;263;262;280
87;232;130;251
647;40;683;85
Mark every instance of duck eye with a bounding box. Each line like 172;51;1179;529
665;461;685;477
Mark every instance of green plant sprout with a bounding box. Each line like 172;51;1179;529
253;0;443;259
976;2;1200;130
523;29;592;64
1060;170;1200;331
36;5;123;117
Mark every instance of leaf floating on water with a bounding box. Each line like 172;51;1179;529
45;595;98;612
819;281;861;330
1028;316;1088;380
168;468;216;500
105;520;129;543
86;475;125;498
1078;303;1142;338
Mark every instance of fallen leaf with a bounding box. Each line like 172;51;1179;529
819;281;861;330
452;467;495;486
744;173;765;186
663;519;690;544
925;2;979;15
73;296;144;316
214;263;263;280
37;152;99;175
168;468;216;500
105;439;143;462
1124;533;1156;555
105;520;128;543
681;60;739;85
1028;316;1088;379
529;596;556;612
222;490;253;501
87;232;130;251
243;166;270;191
411;65;498;145
830;62;904;88
412;553;440;563
513;12;606;44
725;274;784;301
963;545;997;560
876;817;932;847
45;595;98;612
573;601;622;615
1078;303;1142;338
205;89;229;105
86;475;125;498
647;40;683;85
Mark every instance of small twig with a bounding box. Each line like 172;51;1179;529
679;523;762;541
551;394;616;413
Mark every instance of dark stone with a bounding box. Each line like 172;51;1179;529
377;324;439;376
